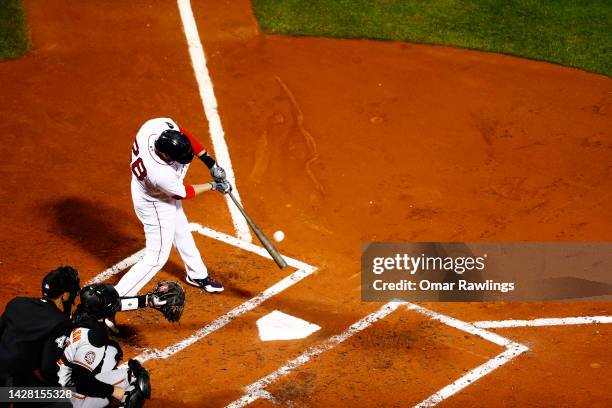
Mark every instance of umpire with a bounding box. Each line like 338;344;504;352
0;266;80;393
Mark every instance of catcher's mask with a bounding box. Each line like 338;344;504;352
78;283;121;321
154;130;194;164
42;266;81;315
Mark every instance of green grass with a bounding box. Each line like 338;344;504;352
0;0;28;61
252;0;611;76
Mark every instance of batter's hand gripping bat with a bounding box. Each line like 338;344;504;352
227;189;287;269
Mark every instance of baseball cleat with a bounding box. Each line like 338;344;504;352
186;275;224;293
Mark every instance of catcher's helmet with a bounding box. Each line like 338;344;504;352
79;284;121;320
154;130;194;164
42;266;80;300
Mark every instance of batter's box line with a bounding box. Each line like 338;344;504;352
472;315;612;328
407;304;528;408
87;222;317;364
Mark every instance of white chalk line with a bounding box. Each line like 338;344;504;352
407;304;527;407
413;343;528;408
86;249;145;285
177;0;252;242
406;303;516;348
256;390;279;405
226;301;406;408
473;315;612;328
414;311;612;406
87;223;316;364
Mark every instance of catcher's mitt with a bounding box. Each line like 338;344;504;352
147;281;185;322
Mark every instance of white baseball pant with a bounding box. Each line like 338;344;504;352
114;199;208;297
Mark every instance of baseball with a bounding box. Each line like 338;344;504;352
273;230;285;242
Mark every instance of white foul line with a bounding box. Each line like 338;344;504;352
473;315;612;328
177;0;252;242
226;302;406;408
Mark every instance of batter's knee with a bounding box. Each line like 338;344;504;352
141;248;172;269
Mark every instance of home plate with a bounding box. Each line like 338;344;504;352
256;310;321;341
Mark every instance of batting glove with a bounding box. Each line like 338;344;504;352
210;180;231;194
210;164;226;181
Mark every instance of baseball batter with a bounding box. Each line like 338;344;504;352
115;118;230;297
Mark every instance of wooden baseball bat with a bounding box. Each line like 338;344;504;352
228;190;287;269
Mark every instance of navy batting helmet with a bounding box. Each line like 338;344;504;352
154;130;194;164
79;284;121;320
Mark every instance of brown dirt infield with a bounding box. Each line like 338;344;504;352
1;0;611;406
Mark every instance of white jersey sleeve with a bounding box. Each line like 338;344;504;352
154;171;188;199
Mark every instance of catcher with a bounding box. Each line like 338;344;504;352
44;281;184;407
55;283;151;407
